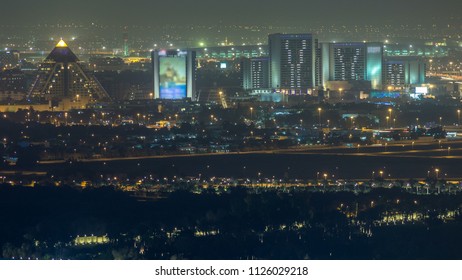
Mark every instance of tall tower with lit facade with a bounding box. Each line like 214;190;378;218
123;26;129;57
321;42;383;90
29;40;110;110
241;57;270;91
152;49;196;100
383;56;426;87
269;33;322;95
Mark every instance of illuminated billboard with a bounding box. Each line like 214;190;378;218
415;87;428;94
159;56;187;99
153;50;196;100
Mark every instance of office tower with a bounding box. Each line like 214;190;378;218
152;49;196;100
332;43;367;81
29;40;111;109
269;34;321;94
384;56;426;87
123;26;129;57
321;42;383;90
241;57;270;91
366;43;383;90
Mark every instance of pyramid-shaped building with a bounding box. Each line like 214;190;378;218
29;40;110;109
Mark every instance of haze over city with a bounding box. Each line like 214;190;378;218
2;0;461;25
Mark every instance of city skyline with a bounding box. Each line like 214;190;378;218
2;0;462;263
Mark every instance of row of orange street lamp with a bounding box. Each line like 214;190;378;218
384;108;462;129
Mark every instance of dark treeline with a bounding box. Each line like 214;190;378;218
1;185;462;260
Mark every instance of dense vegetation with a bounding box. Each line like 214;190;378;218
1;185;462;260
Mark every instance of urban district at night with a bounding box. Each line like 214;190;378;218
1;0;462;260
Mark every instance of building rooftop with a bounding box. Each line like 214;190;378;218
45;39;78;63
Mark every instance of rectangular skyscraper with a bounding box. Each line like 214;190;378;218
152;50;196;100
330;43;367;81
366;43;383;90
269;34;321;94
383;56;426;87
241;57;270;91
321;42;383;90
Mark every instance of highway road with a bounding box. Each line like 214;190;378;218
37;139;462;165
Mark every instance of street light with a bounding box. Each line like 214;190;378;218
458;109;461;125
250;107;253;120
448;146;451;156
386;116;390;128
318;108;322;125
218;91;224;107
435;168;440;179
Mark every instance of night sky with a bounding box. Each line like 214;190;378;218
2;0;462;25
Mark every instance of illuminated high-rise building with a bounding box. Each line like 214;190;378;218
383;56;426;87
241;57;270;91
123;26;129;57
152;50;196;100
269;34;321;94
29;40;111;109
321;42;383;90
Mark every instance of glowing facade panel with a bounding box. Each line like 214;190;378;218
366;43;383;90
159;56;187;99
153;50;196;100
